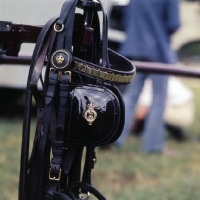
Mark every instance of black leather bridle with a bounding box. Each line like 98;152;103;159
18;1;136;200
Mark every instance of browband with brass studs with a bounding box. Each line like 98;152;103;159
73;61;135;84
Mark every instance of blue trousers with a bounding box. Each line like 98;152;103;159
115;72;169;152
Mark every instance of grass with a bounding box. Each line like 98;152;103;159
1;77;200;200
94;138;200;200
0;117;23;200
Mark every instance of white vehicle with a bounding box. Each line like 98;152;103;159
0;0;199;91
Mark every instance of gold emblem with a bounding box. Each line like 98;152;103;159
56;54;64;64
84;102;97;125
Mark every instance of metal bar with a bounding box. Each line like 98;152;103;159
132;60;200;78
0;54;32;64
1;54;200;78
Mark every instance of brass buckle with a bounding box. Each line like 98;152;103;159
49;67;55;76
49;168;62;181
64;71;72;82
58;71;72;82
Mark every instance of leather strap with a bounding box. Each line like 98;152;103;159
81;147;96;189
67;146;84;198
45;189;72;200
19;16;58;200
56;0;78;26
55;0;78;50
73;49;135;84
34;71;59;200
46;72;71;199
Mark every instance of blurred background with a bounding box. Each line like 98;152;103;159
0;0;200;199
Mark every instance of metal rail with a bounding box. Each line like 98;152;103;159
0;54;200;78
132;61;200;78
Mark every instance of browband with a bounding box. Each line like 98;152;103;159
51;48;136;84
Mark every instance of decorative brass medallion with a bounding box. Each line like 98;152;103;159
84;102;97;125
56;55;64;64
51;49;72;71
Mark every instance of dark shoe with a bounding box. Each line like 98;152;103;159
131;119;144;137
166;124;187;141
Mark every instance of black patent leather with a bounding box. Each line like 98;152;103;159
66;83;121;146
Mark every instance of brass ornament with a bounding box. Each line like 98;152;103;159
84;102;97;125
74;61;135;84
56;54;65;64
51;49;72;71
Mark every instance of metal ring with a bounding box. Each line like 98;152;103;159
54;23;64;32
79;192;90;200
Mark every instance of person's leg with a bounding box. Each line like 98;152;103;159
142;74;168;152
115;72;146;147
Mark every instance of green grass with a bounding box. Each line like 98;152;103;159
0;117;23;200
1;77;200;200
94;138;200;200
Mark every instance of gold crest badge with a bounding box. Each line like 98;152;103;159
56;54;64;64
84;102;97;125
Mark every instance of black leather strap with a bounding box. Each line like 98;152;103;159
98;0;109;68
34;71;59;200
55;0;78;50
30;28;57;104
45;189;72;200
46;72;71;199
63;145;77;174
72;48;135;84
81;147;96;188
19;16;58;200
67;146;84;198
56;0;78;26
